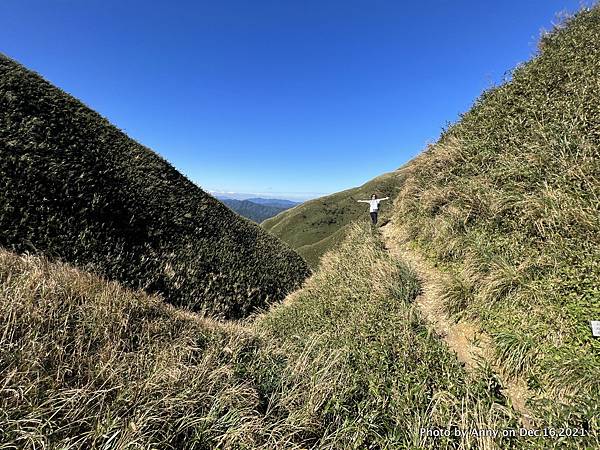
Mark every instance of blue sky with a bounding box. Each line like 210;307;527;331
1;0;585;200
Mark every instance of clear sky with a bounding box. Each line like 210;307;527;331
1;0;585;200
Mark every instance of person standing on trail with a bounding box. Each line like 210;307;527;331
357;194;389;225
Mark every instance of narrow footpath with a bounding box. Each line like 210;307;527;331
380;221;535;427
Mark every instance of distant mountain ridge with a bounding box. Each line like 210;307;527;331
246;198;299;208
220;199;288;223
216;196;299;222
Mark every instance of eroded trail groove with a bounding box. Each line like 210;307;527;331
380;221;535;427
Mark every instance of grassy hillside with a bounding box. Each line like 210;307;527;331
3;5;600;448
262;171;401;267
0;54;310;318
2;227;551;449
221;198;288;222
388;5;600;423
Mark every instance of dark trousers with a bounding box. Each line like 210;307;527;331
370;211;378;225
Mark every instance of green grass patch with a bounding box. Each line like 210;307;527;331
262;171;402;268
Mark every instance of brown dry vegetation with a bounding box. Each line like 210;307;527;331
4;224;567;449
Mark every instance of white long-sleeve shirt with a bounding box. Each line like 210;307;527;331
357;197;389;212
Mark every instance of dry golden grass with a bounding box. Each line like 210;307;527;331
1;224;544;449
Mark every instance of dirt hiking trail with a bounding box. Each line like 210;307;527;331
380;221;535;427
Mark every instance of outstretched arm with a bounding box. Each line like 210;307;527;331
357;200;369;203
379;197;390;201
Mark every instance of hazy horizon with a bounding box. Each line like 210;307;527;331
209;190;326;202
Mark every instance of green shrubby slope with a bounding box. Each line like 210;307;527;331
389;5;600;424
262;171;401;267
0;55;310;318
